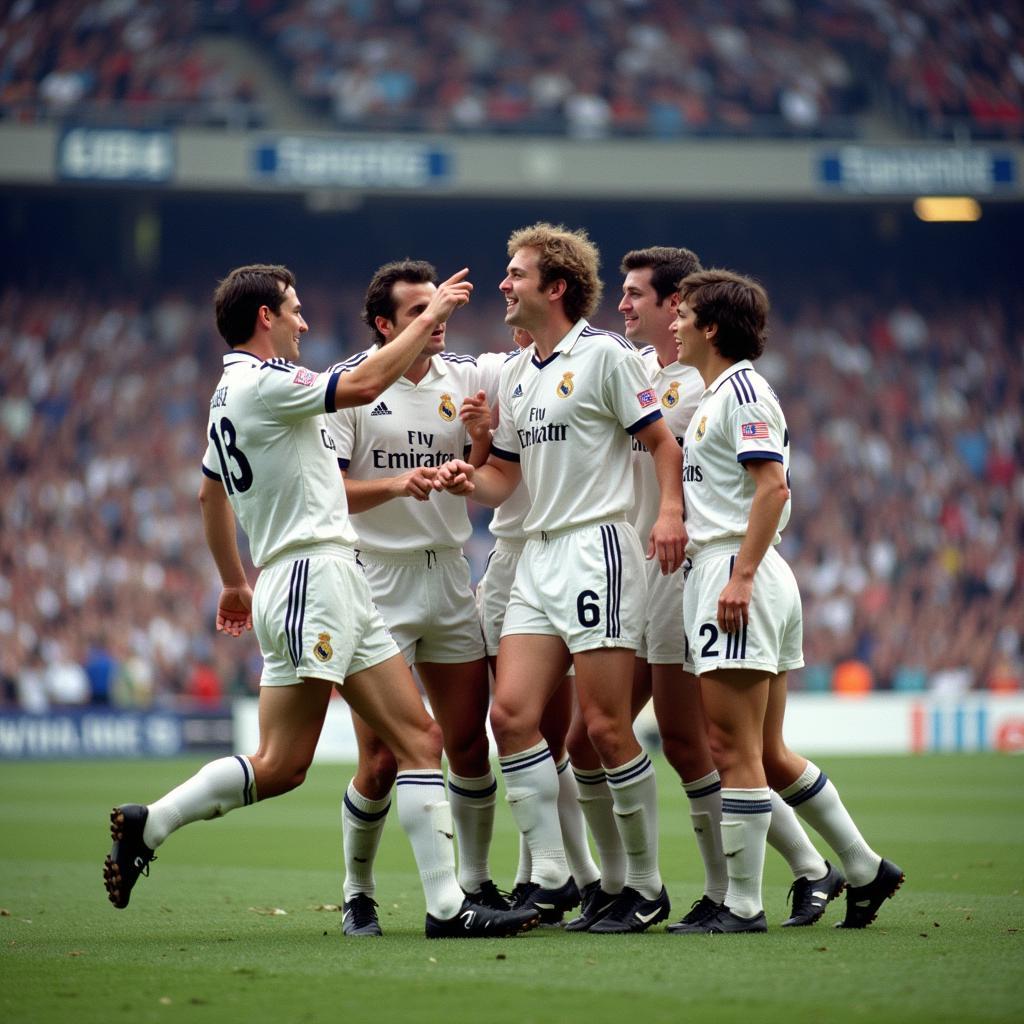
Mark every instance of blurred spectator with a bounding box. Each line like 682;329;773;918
0;274;1020;709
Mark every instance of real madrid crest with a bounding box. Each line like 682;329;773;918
314;632;333;662
662;381;680;408
694;415;707;441
438;392;456;421
556;372;574;398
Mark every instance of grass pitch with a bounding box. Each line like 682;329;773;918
2;754;1021;1024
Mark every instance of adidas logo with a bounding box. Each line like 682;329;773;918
370;402;392;416
512;384;523;398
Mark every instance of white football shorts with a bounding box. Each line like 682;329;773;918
357;546;486;665
475;537;525;657
638;557;694;670
501;518;647;654
253;544;399;687
682;541;804;677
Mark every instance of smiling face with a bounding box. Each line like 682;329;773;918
500;247;550;332
619;267;678;347
672;298;709;368
378;279;445;356
267;285;308;362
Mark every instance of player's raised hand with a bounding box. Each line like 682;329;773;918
396;466;438;501
216;584;253;637
460;390;492;442
425;267;473;324
434;458;475;494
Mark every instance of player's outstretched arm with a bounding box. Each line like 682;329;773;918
717;457;788;633
198;476;253;636
342;467;439;512
335;268;473;408
635;418;687;575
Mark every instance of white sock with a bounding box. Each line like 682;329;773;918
720;787;772;918
394;769;464;921
498;741;568;889
779;761;882;887
556;755;600;889
683;769;727;903
341;781;391;901
606;752;663;899
143;755;255;849
767;790;828;881
574;765;625;893
515;833;532;887
447;770;497;893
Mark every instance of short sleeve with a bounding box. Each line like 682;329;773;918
603;348;663;435
325;405;357;469
731;400;785;465
490;359;521;462
255;361;342;424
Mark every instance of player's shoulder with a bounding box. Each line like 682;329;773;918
578;323;635;353
439;350;478;367
327;349;372;375
715;363;778;408
261;356;296;373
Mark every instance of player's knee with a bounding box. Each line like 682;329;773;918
661;735;704;780
584;714;630;765
489;699;529;750
364;745;399;791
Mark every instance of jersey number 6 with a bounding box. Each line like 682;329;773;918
576;589;601;628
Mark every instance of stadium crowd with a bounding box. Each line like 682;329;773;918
1;277;1020;711
1;0;1020;140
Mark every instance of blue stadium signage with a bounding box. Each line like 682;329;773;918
818;146;1015;195
0;710;233;759
57;128;175;183
252;137;451;188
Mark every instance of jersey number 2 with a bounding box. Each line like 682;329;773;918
209;417;254;494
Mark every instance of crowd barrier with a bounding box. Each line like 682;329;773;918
3;694;1020;761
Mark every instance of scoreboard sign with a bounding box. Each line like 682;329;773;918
818;146;1015;195
57;127;175;183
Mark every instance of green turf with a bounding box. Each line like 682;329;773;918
2;755;1021;1024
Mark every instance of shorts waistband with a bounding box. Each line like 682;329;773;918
493;536;526;554
527;514;628;544
356;546;464;568
263;542;356;569
689;538;743;568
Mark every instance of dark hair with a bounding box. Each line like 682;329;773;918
678;269;769;362
362;259;438;344
213;264;295;347
620;246;703;303
506;223;602;322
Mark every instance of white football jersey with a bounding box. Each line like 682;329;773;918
201;351;356;568
629;347;702;540
682;359;792;554
478;349;531;540
326;349;496;551
492;319;662;534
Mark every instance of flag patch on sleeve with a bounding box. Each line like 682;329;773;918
293;368;319;387
637;388;658;408
741;421;770;439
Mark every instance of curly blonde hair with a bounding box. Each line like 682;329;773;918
506;222;603;322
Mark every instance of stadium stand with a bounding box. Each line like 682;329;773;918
1;0;1020;139
1;280;1020;709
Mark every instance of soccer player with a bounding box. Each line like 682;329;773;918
324;259;502;936
437;223;686;934
672;268;904;933
568;246;844;932
475;329;600;915
102;263;538;940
